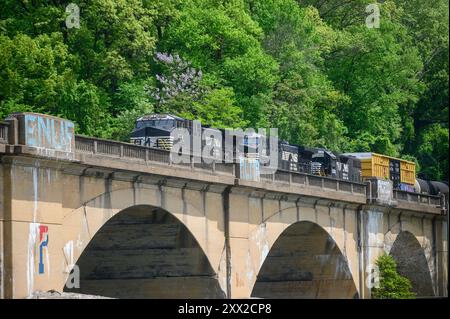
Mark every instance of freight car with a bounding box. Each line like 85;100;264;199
415;179;449;202
268;141;362;182
343;152;416;190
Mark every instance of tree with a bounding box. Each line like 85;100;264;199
395;0;449;181
296;0;374;29
0;32;108;135
190;87;248;128
161;0;279;126
325;2;423;156
415;125;449;181
0;0;447;180
150;52;207;114
0;0;157;138
65;0;156;95
371;254;416;299
148;52;246;128
249;0;349;149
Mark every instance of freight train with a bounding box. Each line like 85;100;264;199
130;114;448;201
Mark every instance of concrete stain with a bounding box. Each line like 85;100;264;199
27;223;39;296
32;164;39;223
251;223;269;269
63;241;74;273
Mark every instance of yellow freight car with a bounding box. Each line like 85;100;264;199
343;152;416;187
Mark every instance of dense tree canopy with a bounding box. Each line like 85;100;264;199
0;0;448;180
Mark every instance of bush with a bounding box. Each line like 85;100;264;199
371;254;416;299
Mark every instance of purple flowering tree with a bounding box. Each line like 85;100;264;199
148;52;246;129
149;52;207;113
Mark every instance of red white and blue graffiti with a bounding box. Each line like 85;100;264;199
38;225;49;274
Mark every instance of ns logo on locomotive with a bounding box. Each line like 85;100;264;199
130;113;448;201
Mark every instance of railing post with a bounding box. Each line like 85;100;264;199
93;140;97;154
145;149;149;162
7;117;18;145
289;172;292;185
441;194;447;211
321;178;324;189
351;183;354;194
336;180;340;191
305;175;309;187
366;181;370;200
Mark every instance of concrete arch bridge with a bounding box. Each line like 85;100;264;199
0;113;447;298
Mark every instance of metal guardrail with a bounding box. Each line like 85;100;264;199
0;122;9;144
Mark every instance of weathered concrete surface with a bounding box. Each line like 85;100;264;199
251;221;358;299
390;231;435;296
0;153;447;299
361;208;448;298
65;205;225;298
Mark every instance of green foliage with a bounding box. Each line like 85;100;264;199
190;87;248;128
371;254;416;299
0;32;73;116
0;0;447;180
416;125;449;180
325;2;424;157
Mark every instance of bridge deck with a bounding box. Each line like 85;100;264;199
0;126;445;215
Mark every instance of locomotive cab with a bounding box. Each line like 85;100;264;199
130;114;191;149
279;142;299;172
311;148;338;177
337;154;362;182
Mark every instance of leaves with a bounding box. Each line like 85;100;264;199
372;254;416;299
0;0;447;181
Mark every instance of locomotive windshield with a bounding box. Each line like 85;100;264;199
135;118;176;130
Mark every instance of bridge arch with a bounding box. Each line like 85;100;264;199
60;186;226;298
249;215;358;299
388;231;435;297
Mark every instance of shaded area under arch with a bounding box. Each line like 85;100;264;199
389;231;435;297
64;205;225;298
251;221;358;299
